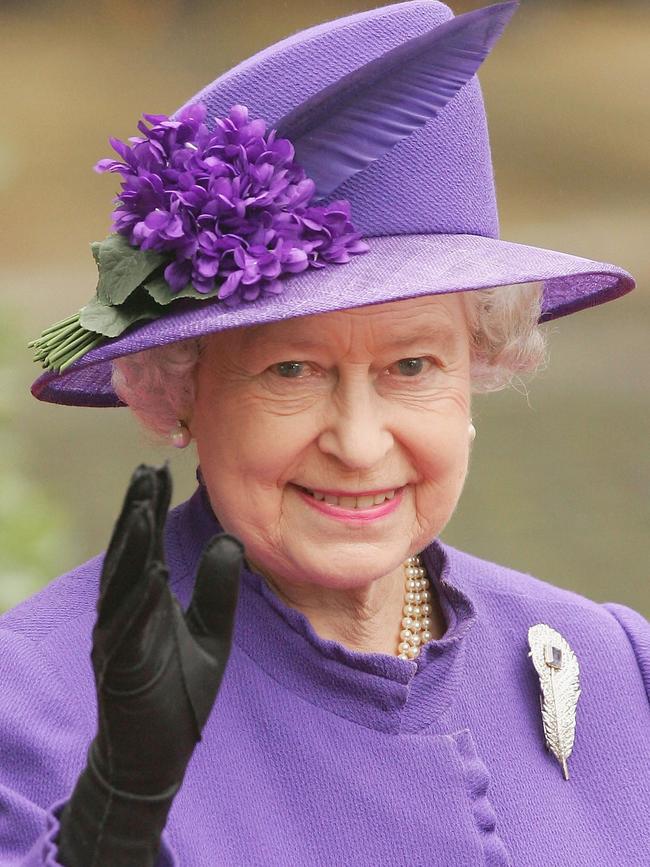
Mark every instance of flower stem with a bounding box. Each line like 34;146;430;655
29;312;105;373
35;313;81;338
44;330;97;366
58;335;105;372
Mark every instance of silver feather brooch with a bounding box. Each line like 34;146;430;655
527;624;581;780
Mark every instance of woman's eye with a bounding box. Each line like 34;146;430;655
389;357;431;377
272;361;310;378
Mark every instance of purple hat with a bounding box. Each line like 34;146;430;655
30;0;634;408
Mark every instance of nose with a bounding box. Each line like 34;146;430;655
317;375;394;470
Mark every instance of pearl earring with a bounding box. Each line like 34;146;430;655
468;421;476;442
170;420;191;449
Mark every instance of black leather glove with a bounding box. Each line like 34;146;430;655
56;463;243;866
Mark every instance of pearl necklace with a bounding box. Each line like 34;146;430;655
397;556;433;660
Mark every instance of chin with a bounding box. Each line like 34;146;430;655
287;542;405;590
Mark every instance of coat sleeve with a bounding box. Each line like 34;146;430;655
602;602;650;704
0;626;178;866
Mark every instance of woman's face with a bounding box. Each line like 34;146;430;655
190;294;472;590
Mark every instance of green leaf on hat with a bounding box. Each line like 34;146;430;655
143;272;220;306
80;288;164;338
28;287;166;374
92;234;167;306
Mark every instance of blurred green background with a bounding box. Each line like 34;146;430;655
1;0;648;614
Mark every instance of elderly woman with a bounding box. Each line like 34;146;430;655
3;1;649;865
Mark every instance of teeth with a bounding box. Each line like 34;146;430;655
303;487;397;509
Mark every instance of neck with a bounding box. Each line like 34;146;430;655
254;559;447;656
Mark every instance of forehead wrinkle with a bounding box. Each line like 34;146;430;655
230;296;466;361
363;304;464;356
235;315;355;357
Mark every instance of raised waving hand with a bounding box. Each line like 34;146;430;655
56;463;243;866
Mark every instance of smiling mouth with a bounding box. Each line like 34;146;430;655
295;485;399;509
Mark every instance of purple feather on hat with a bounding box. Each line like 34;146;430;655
277;0;518;196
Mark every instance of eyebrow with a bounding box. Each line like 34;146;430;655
379;328;461;354
240;334;327;355
240;326;461;356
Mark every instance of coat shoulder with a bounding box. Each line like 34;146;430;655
0;553;103;643
442;541;642;623
441;542;650;702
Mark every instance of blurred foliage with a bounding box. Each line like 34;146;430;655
1;0;649;615
0;307;74;611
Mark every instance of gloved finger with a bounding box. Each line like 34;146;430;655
185;534;244;657
151;463;173;564
95;499;157;632
99;562;170;685
100;465;158;597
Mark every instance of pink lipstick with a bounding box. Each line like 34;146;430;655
293;484;403;523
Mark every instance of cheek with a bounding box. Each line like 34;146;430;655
418;424;468;483
194;390;319;509
406;410;470;520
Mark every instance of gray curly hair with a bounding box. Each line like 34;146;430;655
111;283;548;443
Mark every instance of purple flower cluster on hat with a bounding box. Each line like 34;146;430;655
95;103;369;304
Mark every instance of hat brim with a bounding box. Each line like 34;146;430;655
31;233;634;407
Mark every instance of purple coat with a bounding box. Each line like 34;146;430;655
1;484;648;865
